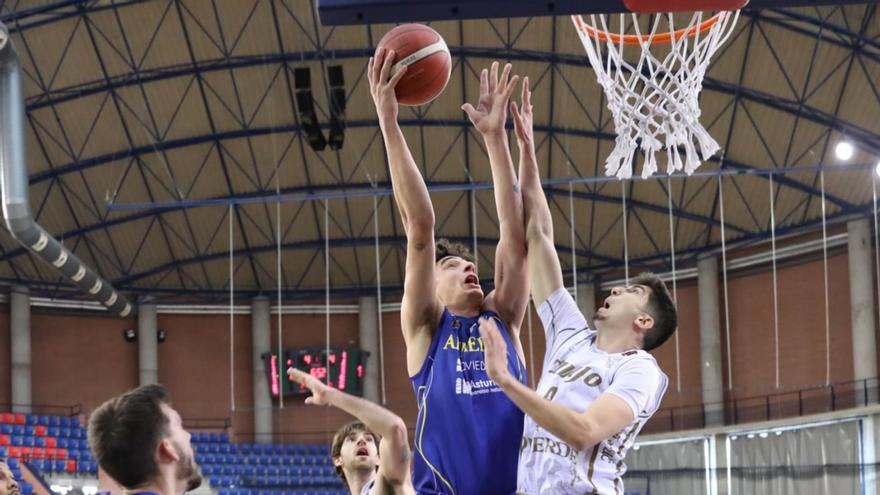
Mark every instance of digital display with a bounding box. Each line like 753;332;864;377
264;347;367;397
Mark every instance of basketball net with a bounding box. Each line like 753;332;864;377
572;10;741;179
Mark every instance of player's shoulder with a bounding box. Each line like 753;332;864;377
612;349;666;378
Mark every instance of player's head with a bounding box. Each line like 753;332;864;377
435;239;482;307
593;272;677;351
88;384;202;494
331;421;380;484
0;461;19;495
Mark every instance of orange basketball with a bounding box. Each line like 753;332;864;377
376;24;451;106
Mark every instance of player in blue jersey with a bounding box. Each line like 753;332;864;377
369;49;530;495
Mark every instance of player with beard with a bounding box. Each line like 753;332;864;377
0;461;20;495
288;368;414;495
88;385;202;495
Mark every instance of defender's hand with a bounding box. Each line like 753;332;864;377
287;367;334;406
478;316;514;388
510;76;534;148
462;61;519;136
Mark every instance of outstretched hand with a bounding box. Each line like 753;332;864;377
462;61;520;136
510;76;534;148
368;47;408;124
478;316;514;388
287;367;334;406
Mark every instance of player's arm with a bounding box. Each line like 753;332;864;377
511;77;564;308
369;49;441;348
462;62;528;335
480;318;658;452
288;369;412;487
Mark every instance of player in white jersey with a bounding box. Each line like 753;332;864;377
478;77;678;494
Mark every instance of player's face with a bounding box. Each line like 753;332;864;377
161;404;203;491
435;256;483;304
594;284;652;330
336;429;379;472
0;463;19;495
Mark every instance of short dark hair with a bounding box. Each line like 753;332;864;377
88;384;171;488
631;272;678;351
330;421;378;482
435;238;475;264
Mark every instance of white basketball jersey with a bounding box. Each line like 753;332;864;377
517;288;668;495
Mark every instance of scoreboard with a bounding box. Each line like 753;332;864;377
264;347;367;397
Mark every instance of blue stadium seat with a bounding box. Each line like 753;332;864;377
60;427;71;438
12;425;24;436
6;458;18;469
25;415;37;426
20;483;32;495
38;416;49;426
48;427;60;437
60;417;70;428
22;437;34;447
35;437;45;448
220;432;229;443
209;432;221;443
49;416;60;427
0;425;10;435
53;460;66;472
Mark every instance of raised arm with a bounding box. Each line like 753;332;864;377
511;77;564;307
369;49;440;371
479;318;636;452
288;368;412;488
462;62;528;334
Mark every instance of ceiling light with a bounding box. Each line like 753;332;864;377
835;141;854;161
875;160;880;177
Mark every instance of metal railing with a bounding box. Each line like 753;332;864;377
643;377;880;434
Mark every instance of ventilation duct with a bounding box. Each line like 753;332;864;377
0;23;132;317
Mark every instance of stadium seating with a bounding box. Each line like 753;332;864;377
1;412;346;494
192;432;346;495
0;413;93;475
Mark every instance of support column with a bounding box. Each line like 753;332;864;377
576;282;596;324
698;256;725;427
848;219;877;405
138;297;158;386
359;296;381;404
10;285;31;413
251;296;272;444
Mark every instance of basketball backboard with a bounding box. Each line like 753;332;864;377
317;0;866;25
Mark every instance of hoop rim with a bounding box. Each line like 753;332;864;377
572;12;728;46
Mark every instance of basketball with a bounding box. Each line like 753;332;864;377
376;24;451;106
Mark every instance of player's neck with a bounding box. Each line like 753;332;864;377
595;328;640;354
126;472;180;495
445;298;482;318
345;468;376;495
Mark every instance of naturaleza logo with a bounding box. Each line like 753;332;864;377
455;377;500;395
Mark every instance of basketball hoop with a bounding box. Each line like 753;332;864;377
572;1;745;179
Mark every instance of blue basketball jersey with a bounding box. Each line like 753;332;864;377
410;309;526;495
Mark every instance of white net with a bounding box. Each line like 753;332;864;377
572;11;741;179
